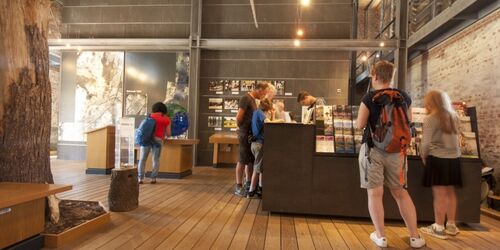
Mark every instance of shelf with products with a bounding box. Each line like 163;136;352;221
312;104;481;159
314;105;361;154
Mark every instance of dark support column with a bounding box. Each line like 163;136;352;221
189;0;202;163
394;0;408;90
349;0;359;105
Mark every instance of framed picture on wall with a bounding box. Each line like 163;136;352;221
225;80;240;92
224;98;239;110
220;80;230;92
240;80;255;92
272;80;285;95
223;117;237;128
125;91;147;116
208;116;223;128
208;98;223;110
209;80;223;92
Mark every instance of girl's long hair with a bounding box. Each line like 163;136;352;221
424;90;459;134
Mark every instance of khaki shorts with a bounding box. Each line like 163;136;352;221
359;146;407;189
251;142;263;173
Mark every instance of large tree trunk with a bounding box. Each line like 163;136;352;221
0;0;53;184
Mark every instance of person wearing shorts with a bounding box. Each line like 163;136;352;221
234;82;269;196
357;60;425;248
247;98;273;198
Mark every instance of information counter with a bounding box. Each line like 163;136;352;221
262;123;481;223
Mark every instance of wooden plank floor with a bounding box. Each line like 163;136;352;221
50;160;500;250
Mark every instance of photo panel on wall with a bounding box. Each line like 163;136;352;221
224;98;239;110
125;91;148;116
225;80;240;93
209;80;223;93
240;80;255;92
208;98;223;110
272;80;286;95
223;116;237;129
208;116;223;128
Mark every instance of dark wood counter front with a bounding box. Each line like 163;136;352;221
262;123;481;223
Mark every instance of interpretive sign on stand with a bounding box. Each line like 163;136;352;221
115;117;135;169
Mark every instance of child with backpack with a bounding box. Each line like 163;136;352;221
137;102;171;184
419;90;462;239
356;60;426;248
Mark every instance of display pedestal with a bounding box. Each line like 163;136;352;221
85;126;115;175
145;139;199;179
209;133;239;168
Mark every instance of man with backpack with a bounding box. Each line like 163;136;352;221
356;61;426;248
137;102;171;184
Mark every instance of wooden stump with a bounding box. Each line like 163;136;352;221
108;168;139;212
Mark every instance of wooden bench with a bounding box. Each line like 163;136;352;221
0;182;72;249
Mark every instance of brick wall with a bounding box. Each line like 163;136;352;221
407;9;500;180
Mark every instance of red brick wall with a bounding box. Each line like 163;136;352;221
407;9;500;178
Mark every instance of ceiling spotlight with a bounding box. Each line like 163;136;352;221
300;0;311;7
361;55;368;61
65;43;71;48
376;53;380;58
77;46;82;51
297;29;304;37
294;39;301;47
380;42;385;47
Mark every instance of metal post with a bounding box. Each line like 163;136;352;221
349;0;359;105
394;0;408;90
188;0;202;164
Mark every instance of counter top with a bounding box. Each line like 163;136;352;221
85;125;115;134
314;152;482;162
0;183;72;208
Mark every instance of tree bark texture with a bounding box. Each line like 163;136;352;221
0;0;54;183
108;168;139;212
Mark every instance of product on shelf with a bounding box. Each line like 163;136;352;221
460;132;479;158
344;135;354;153
459;116;472;132
335;135;345;153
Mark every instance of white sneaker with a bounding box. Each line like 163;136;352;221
370;232;387;248
420;224;448;239
445;224;460;236
410;235;426;248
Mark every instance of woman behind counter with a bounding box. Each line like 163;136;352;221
419;90;462;239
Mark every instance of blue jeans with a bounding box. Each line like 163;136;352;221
137;140;162;179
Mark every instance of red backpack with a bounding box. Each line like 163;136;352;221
371;89;411;153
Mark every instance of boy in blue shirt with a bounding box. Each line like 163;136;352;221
247;98;273;198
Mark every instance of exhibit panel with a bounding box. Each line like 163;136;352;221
263;123;482;223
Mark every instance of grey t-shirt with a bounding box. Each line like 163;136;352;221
238;93;257;136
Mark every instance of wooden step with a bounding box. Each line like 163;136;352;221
481;207;500;221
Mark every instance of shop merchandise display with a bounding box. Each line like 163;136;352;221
312;104;479;158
